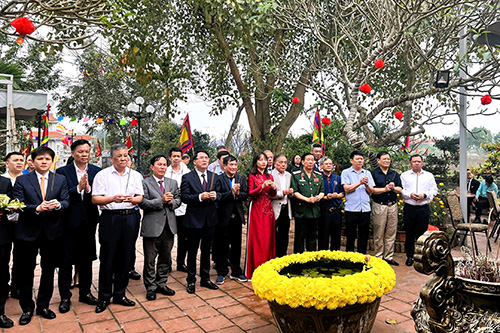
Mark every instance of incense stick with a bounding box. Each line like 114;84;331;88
209;171;215;191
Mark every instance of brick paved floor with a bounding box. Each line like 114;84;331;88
1;218;496;332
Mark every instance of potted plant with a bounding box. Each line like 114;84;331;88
252;250;396;333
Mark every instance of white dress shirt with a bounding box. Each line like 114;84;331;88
401;169;438;206
166;163;190;216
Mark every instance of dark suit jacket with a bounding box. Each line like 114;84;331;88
469;178;480;195
0;176;13;246
13;171;69;241
180;170;219;229
215;173;248;226
56;163;101;230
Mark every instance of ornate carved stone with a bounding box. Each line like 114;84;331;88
411;231;500;332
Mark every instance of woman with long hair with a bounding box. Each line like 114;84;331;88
287;154;302;173
245;152;277;280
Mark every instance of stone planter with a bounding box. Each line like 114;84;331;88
411;231;500;332
269;298;381;333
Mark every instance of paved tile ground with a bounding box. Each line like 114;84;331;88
1;217;496;332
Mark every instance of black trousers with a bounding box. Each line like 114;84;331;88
213;215;243;277
474;197;490;220
275;205;290;257
58;225;96;300
176;215;188;267
186;224;214;284
14;233;62;311
98;211;139;301
143;225;174;291
129;210;141;271
404;204;430;259
345;211;370;254
319;208;342;251
293;218;318;253
0;243;11;315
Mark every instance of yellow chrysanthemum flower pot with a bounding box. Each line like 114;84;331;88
252;250;396;333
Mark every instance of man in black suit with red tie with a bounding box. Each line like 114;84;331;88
12;146;69;325
56;140;101;313
0;175;13;328
180;150;219;294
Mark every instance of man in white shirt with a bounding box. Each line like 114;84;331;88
92;144;144;313
271;155;293;257
400;154;438;266
2;152;25;185
207;145;227;174
166;147;190;272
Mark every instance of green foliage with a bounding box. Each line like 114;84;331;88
471;142;500;178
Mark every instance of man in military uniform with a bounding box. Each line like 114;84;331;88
291;152;324;253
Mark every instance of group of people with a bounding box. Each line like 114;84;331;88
2;138;475;329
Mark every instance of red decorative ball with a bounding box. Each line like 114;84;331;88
374;59;385;69
292;97;300;104
360;84;371;94
481;94;492;105
16;37;24;45
394;111;404;120
11;17;35;36
321;117;331;126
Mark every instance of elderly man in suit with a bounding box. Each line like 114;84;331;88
140;155;181;301
270;155;293;257
56;139;101;313
181;150;219;294
13;146;69;325
213;155;248;285
0;175;13;328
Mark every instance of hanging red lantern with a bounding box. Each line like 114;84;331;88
394;111;404;120
481;94;492;105
11;17;35;36
321;117;331;126
16;37;24;45
360;84;371;94
374;59;385;69
292;97;300;104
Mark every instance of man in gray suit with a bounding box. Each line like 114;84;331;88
271;155;293;257
140;155;181;301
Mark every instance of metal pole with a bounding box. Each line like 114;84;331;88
459;26;468;221
137;107;141;174
6;80;12;153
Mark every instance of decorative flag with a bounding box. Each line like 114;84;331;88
401;136;410;154
120;119;126;125
96;118;103;124
20;132;33;157
41;105;50;147
71;117;76;121
312;107;325;155
95;138;102;161
83;117;90;123
56;122;67;134
108;119;114;124
125;133;134;154
178;113;194;154
425;148;429;155
62;134;71;148
57;116;64;121
131;119;138;126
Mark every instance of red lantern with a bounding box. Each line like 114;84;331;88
360;84;371;94
374;59;385;69
321;117;331;126
394;111;404;120
16;37;24;45
292;97;300;104
481;94;492;105
11;17;35;36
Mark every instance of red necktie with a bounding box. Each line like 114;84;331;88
202;174;207;191
158;180;165;194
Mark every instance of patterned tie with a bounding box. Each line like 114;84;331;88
158;180;165;194
202;174;207;191
40;176;46;200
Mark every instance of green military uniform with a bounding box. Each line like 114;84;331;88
291;169;325;219
291;169;325;253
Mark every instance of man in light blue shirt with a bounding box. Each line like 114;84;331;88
341;151;375;254
473;175;498;223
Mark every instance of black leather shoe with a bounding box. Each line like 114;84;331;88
177;264;188;273
0;314;13;328
384;259;400;266
95;300;109;313
405;257;414;266
79;293;98;305
113;296;136;307
186;283;196;294
128;270;141;280
19;311;33;325
59;299;71;313
36;308;56;319
200;280;219;290
157;286;175;296
146;290;156;301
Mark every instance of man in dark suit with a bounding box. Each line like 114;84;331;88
467;169;480;222
56;140;101;313
140;155;181;300
0;175;14;328
181;150;219;294
12;146;69;325
213;155;248;285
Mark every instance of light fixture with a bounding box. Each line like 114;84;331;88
433;70;450;88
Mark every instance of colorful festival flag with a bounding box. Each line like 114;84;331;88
56;122;67;134
41;105;50;147
95;138;102;161
401;136;410;154
20;132;33;157
125;133;134;154
178;114;194;154
312;107;325;154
